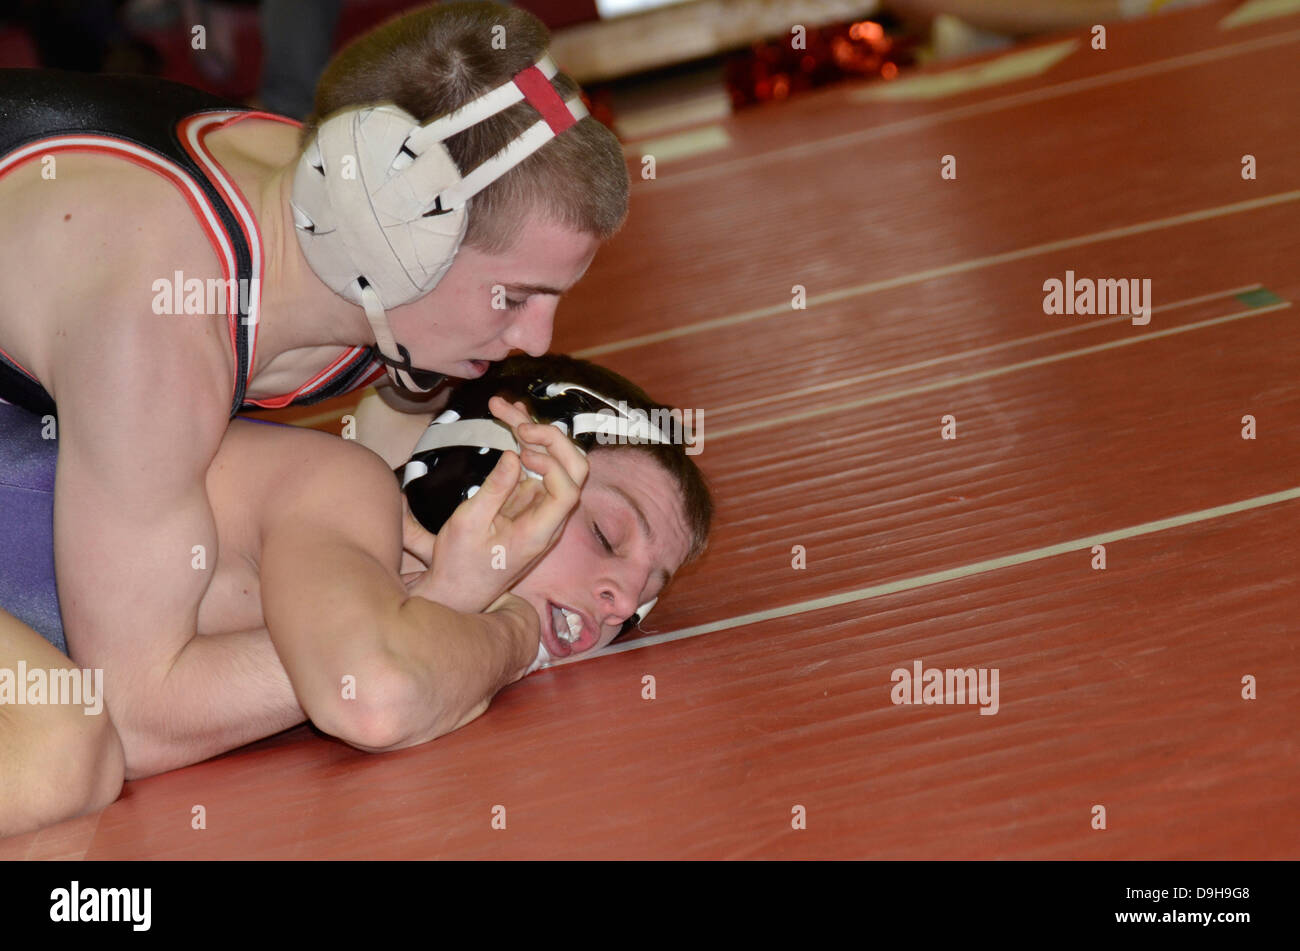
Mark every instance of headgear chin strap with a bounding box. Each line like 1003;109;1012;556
290;54;589;393
400;376;670;638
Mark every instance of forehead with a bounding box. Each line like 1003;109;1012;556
495;216;600;268
585;450;691;569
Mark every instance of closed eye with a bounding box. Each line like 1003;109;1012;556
593;523;614;554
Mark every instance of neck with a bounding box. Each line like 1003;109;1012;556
248;166;376;380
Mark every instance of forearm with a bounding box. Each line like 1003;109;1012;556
385;595;537;744
258;447;541;754
115;628;303;779
301;595;537;752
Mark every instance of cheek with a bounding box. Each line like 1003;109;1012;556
515;519;590;595
549;518;594;574
403;296;506;351
405;272;492;336
390;295;448;345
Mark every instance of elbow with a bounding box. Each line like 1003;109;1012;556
115;705;185;780
307;654;432;752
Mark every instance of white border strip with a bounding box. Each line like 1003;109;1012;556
592;486;1300;658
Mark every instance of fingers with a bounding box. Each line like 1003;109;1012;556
471;397;592;555
514;421;589;490
489;396;532;432
487;397;566;461
455;449;521;534
498;476;545;521
512;445;583;545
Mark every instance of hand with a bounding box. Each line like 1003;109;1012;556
405;396;589;613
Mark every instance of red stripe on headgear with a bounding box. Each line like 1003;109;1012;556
513;65;578;134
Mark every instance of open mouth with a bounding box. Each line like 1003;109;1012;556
546;600;586;656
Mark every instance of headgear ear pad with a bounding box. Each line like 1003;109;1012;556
291;105;468;312
400;371;668;638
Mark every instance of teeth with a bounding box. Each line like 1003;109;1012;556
552;606;582;643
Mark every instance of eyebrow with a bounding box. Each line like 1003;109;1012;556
504;282;566;296
608;484;671;590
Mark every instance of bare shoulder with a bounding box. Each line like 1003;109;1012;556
0;152;236;397
218;420;404;546
0;150;221;273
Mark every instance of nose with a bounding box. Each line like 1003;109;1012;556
503;298;556;357
595;580;639;630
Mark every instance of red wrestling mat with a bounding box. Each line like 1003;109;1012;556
4;0;1297;859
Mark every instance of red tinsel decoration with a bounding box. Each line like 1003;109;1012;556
725;18;915;109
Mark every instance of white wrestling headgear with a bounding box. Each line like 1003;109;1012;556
290;54;589;393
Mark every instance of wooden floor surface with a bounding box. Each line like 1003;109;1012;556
3;0;1297;859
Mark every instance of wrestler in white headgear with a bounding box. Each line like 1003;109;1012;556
290;55;588;393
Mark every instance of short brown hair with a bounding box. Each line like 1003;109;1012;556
450;354;713;562
303;2;629;252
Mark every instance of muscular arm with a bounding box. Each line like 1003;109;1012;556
51;208;300;778
258;440;538;750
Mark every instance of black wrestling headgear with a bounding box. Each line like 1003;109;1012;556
400;373;671;635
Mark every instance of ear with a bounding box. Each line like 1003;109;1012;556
617;597;658;639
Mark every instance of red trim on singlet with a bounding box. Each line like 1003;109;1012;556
240;347;377;409
0;344;38;380
178;110;298;393
179;111;388;409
